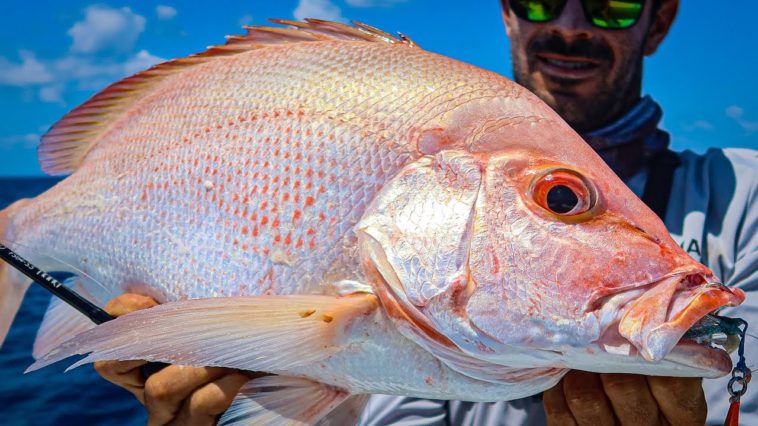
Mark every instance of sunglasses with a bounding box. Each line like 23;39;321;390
508;0;646;29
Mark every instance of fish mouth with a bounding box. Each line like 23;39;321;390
594;272;745;376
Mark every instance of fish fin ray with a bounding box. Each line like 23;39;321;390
27;294;378;372
32;285;97;359
39;19;415;175
315;394;370;426
0;255;30;348
0;268;31;347
0;199;34;347
218;376;350;426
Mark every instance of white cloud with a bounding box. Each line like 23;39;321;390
0;47;164;100
39;85;65;104
725;105;758;133
239;14;254;26
0;51;53;85
156;5;177;20
726;105;743;119
68;5;146;54
53;50;164;91
123;50;164;75
1;4;165;154
683;120;713;132
0;133;40;150
346;0;406;6
294;0;344;22
1;5;162;95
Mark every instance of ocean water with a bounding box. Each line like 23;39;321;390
0;177;146;426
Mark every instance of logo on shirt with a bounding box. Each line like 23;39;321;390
670;211;705;262
679;238;702;258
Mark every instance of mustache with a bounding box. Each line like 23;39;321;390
528;33;613;62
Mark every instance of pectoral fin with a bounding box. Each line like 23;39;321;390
28;294;378;373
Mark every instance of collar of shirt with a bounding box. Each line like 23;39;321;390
581;95;670;184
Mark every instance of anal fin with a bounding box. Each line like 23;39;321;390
316;394;370;426
33;294;96;359
219;376;354;426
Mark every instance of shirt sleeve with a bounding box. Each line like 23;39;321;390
726;168;758;291
358;395;449;426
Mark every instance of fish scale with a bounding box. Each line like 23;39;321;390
66;121;398;299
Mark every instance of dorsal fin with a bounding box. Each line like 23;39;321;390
38;19;417;176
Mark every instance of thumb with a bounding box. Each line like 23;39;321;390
104;293;159;317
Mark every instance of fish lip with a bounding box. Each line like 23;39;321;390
593;318;734;377
662;340;733;377
592;271;744;373
587;268;718;309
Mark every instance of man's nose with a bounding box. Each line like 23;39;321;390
549;0;595;39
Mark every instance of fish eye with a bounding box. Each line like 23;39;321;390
531;169;596;217
546;185;578;214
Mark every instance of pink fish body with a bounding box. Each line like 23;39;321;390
0;20;745;424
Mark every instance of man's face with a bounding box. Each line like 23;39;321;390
503;0;663;132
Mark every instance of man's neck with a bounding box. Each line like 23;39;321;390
572;94;643;135
579;96;670;181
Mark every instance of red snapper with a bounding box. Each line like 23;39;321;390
0;19;745;424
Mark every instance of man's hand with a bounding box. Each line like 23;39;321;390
543;370;707;426
94;293;254;426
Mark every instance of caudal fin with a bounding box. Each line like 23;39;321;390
0;199;33;347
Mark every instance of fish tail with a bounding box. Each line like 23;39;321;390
0;198;33;347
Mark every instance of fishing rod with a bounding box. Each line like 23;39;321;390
0;243;167;375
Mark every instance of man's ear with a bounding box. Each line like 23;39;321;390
644;0;679;56
501;0;515;38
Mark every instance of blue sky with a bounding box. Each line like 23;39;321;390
0;0;755;176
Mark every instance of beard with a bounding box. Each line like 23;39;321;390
512;31;645;133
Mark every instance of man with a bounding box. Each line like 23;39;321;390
97;0;757;424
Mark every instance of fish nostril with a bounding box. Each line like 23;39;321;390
632;225;660;244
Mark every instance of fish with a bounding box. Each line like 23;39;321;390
0;19;745;424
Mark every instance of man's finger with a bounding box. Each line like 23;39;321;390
170;372;251;426
94;359;148;404
543;378;578;426
647;376;706;425
600;373;661;426
94;294;160;405
562;371;616;426
103;293;159;317
94;359;148;386
144;365;231;426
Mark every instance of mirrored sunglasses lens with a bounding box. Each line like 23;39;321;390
585;0;644;29
510;0;566;22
